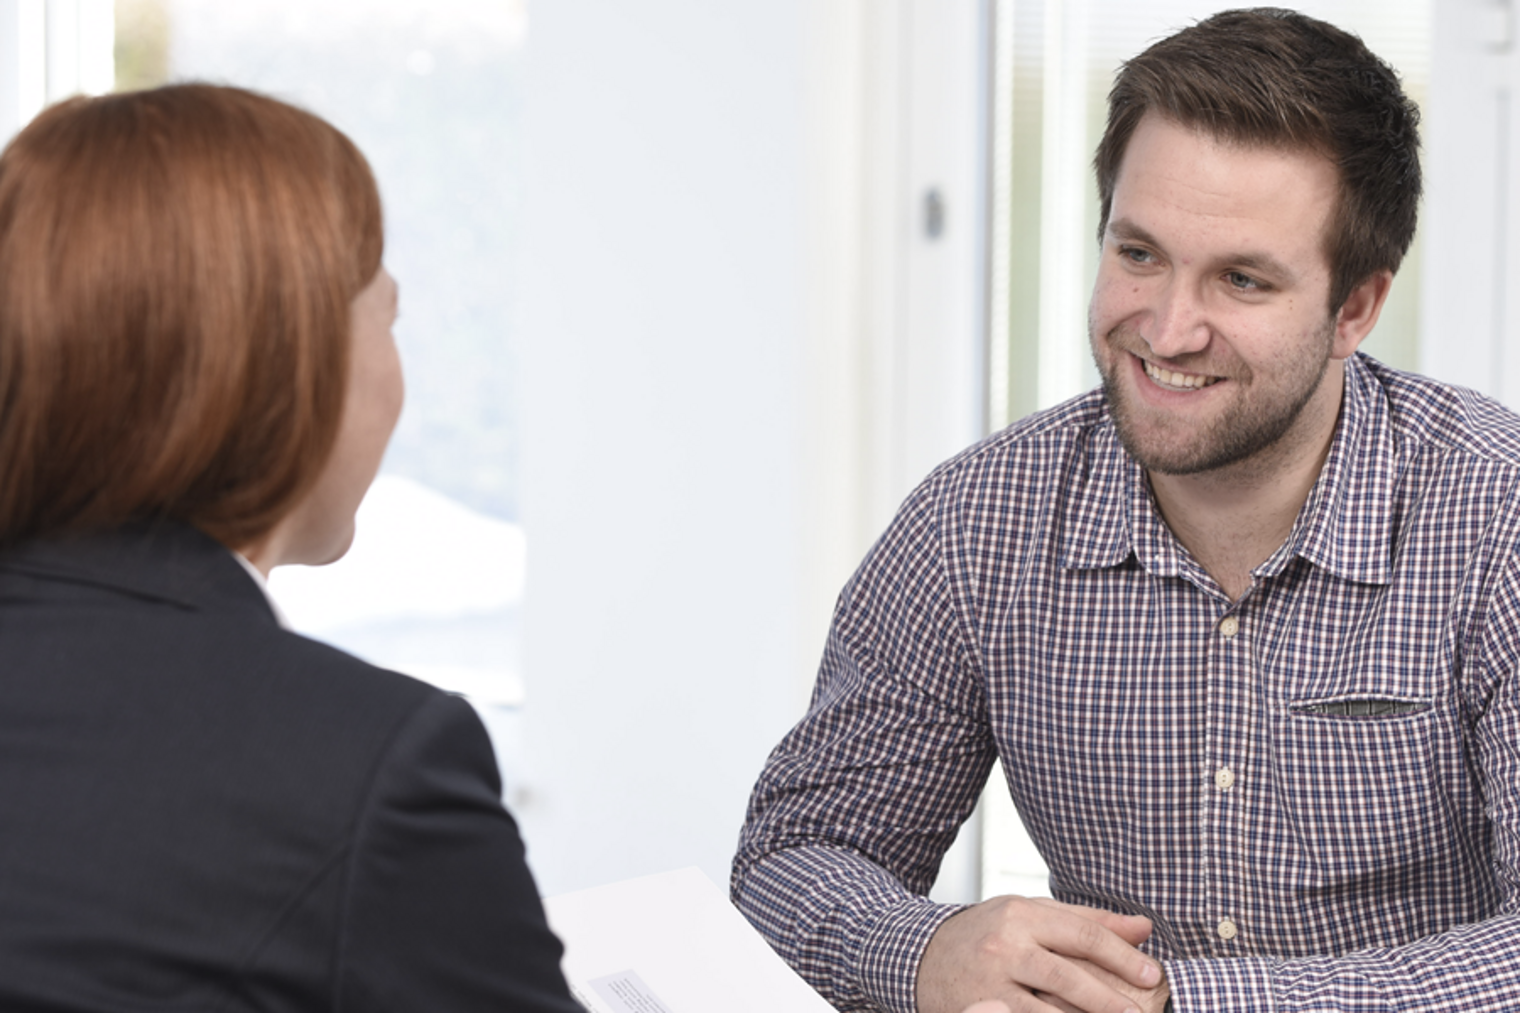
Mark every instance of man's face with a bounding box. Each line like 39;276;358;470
1088;114;1352;476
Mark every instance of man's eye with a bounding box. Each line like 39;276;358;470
1118;246;1153;265
1226;271;1261;290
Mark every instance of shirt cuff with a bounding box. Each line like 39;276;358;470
856;896;968;1013
1164;956;1278;1012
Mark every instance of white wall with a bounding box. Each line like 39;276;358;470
514;0;811;894
1422;0;1520;400
513;0;988;896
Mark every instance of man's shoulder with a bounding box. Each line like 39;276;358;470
941;387;1109;467
1360;355;1520;467
888;388;1124;548
922;387;1117;496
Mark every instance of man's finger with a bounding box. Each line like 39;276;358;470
1011;943;1148;1013
917;895;1156;1013
1030;898;1154;946
1027;903;1162;992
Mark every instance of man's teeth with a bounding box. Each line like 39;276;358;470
1144;360;1220;390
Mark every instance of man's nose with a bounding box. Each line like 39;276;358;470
1141;279;1211;359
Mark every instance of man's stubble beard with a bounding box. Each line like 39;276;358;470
1093;320;1337;477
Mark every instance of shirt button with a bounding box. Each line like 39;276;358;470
1215;767;1235;790
1218;616;1239;639
1217;917;1239;941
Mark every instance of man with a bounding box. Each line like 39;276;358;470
733;9;1518;1012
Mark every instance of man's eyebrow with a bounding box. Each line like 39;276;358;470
1105;217;1299;282
1225;250;1298;283
1105;218;1159;248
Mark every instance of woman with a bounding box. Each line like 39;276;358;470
0;85;580;1012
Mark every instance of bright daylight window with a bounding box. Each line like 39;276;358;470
117;0;531;779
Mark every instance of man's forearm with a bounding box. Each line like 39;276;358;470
733;843;963;1013
1163;912;1520;1012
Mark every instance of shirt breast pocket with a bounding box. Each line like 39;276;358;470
1272;698;1452;883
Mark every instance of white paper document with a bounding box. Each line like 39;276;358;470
544;866;836;1013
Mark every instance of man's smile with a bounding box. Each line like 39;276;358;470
1142;357;1222;391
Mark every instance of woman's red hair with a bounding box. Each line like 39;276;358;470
0;84;383;548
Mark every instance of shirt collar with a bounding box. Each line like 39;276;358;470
1280;354;1396;586
231;550;294;629
1058;421;1152;571
1061;354;1396;587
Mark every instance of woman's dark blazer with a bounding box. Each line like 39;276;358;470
0;521;582;1012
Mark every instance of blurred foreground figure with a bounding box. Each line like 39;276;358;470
0;85;580;1012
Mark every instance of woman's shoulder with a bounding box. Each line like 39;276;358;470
0;519;458;779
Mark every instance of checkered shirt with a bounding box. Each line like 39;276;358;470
733;354;1520;1012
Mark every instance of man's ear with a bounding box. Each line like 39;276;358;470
1331;269;1394;359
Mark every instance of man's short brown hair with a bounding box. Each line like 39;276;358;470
0;84;383;549
1094;7;1421;313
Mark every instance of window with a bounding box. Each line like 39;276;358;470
0;0;113;139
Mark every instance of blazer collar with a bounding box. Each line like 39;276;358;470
0;520;279;621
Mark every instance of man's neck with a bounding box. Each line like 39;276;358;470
1146;363;1347;601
